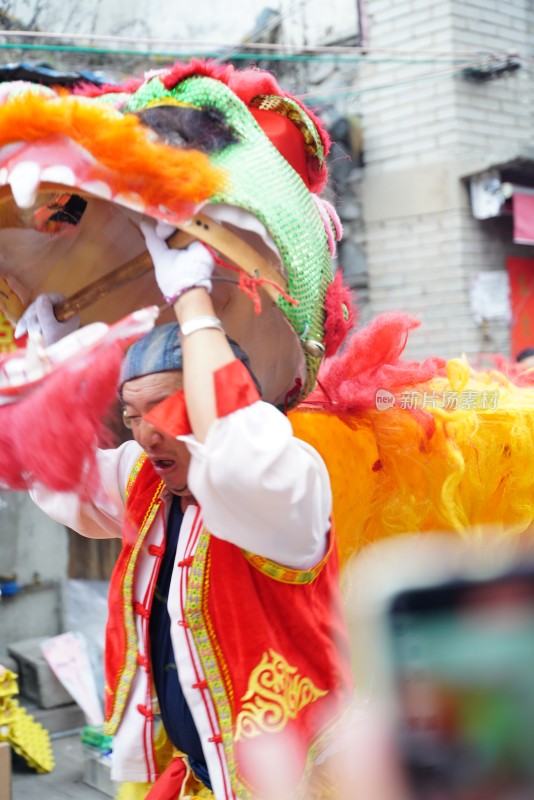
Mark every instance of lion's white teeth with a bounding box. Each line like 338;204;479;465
8;161;41;208
81;180;112;200
40;165;76;186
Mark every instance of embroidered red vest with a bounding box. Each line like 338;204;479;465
104;454;353;798
103;454;164;734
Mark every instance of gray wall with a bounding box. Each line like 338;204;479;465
0;491;67;654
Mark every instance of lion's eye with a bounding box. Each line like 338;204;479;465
135;105;239;152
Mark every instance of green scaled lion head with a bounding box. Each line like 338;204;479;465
0;59;353;407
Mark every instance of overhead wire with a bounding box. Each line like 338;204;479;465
0;27;522;104
0;41;485;65
299;63;472;102
0;27;522;63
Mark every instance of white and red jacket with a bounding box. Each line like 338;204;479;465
32;364;353;799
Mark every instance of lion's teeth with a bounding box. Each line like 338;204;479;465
8;161;41;208
81;180;112;200
40;165;76;186
114;191;146;213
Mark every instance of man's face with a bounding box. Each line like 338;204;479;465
121;370;192;496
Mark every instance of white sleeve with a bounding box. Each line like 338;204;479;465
183;401;332;570
30;440;143;539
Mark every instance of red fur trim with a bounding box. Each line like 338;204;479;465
323;272;358;357
305;158;327;194
161;58;285;103
71;58;332;194
229;69;286;105
73;77;144;98
0;341;124;499
295;99;332;156
161;58;236;91
289;98;331;193
306;311;447;424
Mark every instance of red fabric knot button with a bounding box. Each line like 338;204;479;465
148;544;165;557
192;679;208;690
134;601;150;620
208;734;223;744
137;704;153;719
177;555;194;568
177;619;190;628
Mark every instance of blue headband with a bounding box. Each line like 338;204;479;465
120;322;261;394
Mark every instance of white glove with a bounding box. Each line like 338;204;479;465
140;220;215;302
14;292;80;346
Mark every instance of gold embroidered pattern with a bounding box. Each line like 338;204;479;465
234;649;327;741
105;480;164;736
241;529;334;584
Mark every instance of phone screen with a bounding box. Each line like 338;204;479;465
387;570;534;799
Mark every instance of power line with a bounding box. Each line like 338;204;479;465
0;31;522;105
300;63;468;102
0;40;503;71
0;28;521;62
0;42;480;103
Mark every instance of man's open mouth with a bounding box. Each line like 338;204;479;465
152;458;176;471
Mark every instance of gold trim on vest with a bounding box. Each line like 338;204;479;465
125;452;147;499
185;528;250;799
105;482;164;735
241;528;334;584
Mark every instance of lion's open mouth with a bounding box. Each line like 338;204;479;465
0;173;302;411
0;60;340;409
0;59;347;500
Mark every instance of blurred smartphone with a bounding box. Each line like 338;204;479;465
385;567;534;800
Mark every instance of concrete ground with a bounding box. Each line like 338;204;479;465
12;732;112;800
10;702;116;800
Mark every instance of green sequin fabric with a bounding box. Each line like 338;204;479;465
124;75;333;401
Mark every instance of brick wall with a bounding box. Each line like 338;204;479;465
360;0;533;361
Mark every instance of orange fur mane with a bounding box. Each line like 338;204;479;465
0;93;225;212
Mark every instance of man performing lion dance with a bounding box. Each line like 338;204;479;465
0;60;356;799
24;230;354;800
2;58;534;799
